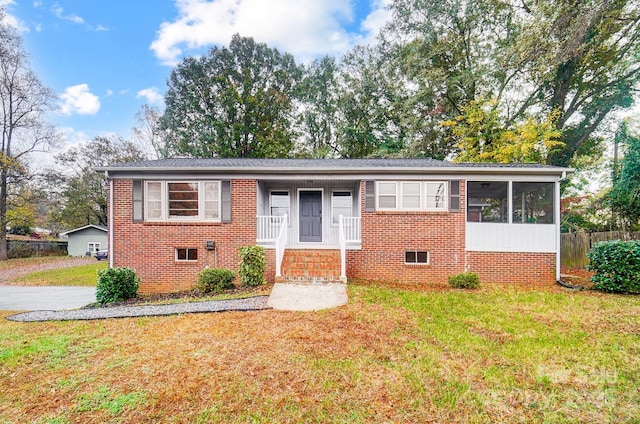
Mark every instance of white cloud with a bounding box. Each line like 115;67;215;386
59;84;101;116
1;0;30;32
150;0;389;65
51;4;85;24
137;87;164;106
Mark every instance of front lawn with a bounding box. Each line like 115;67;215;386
14;261;107;287
0;284;638;423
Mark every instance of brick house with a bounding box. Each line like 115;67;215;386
97;158;570;293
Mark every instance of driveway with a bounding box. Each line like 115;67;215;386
0;286;96;311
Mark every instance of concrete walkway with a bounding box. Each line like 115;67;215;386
0;286;96;311
267;282;348;311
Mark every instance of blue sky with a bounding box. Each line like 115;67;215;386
2;0;391;152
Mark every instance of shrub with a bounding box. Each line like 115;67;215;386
196;268;235;294
448;272;481;289
587;240;640;294
96;267;140;304
238;245;266;287
8;242;36;259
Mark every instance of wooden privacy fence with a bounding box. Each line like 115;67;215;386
561;231;640;269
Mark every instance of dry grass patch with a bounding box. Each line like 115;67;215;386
0;283;638;423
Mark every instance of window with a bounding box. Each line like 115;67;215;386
467;181;555;224
377;181;448;211
401;182;421;209
88;242;101;254
146;182;162;219
377;182;397;209
426;182;446;209
467;181;508;222
405;250;429;264
145;181;221;221
331;191;352;224
203;182;220;220
168;182;198;218
176;248;197;261
270;191;290;219
512;182;554;224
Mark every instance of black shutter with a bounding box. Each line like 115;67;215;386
132;180;143;221
449;180;460;212
221;180;232;222
365;180;375;212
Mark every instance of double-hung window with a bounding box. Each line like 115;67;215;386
145;181;221;221
376;181;447;211
331;191;352;225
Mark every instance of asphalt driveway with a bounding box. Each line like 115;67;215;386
0;286;96;311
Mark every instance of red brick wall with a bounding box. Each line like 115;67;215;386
111;179;258;293
466;251;556;284
347;180;467;284
110;177;558;293
347;180;557;285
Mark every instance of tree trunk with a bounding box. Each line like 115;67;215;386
0;168;8;261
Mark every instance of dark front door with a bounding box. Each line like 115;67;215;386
299;191;322;242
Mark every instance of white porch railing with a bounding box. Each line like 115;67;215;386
274;214;288;277
257;215;287;243
339;216;361;282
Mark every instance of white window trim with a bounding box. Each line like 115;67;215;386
404;250;430;265
331;190;353;226
145;180;222;222
87;242;101;253
269;190;291;226
376;181;448;212
175;248;198;262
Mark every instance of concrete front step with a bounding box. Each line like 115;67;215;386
267;282;348;311
275;276;344;285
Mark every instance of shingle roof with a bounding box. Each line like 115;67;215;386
97;157;570;173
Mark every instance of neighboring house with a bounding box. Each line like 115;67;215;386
96;158;571;293
61;225;108;257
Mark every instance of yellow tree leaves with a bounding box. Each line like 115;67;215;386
442;99;563;164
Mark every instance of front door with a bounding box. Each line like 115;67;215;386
299;191;322;242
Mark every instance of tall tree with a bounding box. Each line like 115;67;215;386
160;34;303;158
0;12;58;260
608;121;640;231
380;0;640;165
50;136;146;230
132;104;167;159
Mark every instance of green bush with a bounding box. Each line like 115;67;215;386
96;267;140;304
196;268;235;294
238;245;266;287
587;240;640;294
448;272;481;289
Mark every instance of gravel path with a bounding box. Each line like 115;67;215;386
0;257;96;284
6;296;271;322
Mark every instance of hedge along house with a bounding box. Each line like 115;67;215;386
96;158;571;294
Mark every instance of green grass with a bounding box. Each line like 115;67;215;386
0;283;638;423
15;261;106;286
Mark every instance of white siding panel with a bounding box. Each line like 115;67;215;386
466;222;557;253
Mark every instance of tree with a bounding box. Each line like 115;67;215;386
1;12;58;260
132;104;167;159
608;121;640;231
159;34;303;158
443;98;563;163
380;0;640;166
51;136;145;230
